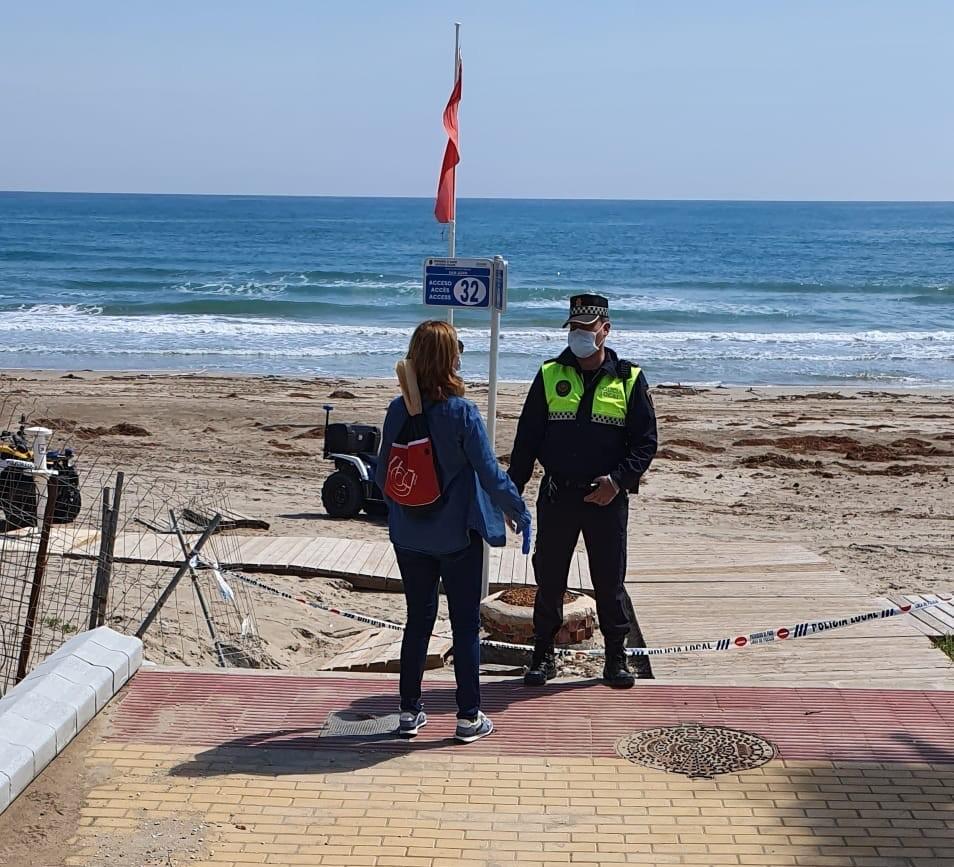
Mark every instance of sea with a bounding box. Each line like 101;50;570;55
1;192;952;386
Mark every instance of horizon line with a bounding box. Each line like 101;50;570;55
1;189;953;205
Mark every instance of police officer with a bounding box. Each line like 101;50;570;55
507;294;657;688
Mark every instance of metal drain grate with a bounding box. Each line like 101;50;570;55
321;711;401;738
616;723;776;779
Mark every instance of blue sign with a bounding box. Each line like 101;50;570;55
423;257;494;309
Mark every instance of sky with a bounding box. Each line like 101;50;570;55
1;1;952;201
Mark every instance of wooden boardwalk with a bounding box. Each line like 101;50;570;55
0;525;102;557
322;628;452;673
889;592;954;638
622;536;953;689
61;531;590;594
35;521;953;689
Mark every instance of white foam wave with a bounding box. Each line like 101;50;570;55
3;308;953;350
489;328;954;345
13;303;104;316
175;280;291;299
4;345;948;364
322;279;419;291
2;309;414;338
1;306;952;379
516;295;794;316
174;275;420;297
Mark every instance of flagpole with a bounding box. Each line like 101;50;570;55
447;22;460;325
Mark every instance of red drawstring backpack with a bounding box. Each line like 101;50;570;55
383;359;442;511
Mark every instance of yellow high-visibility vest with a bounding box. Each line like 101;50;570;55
540;361;640;427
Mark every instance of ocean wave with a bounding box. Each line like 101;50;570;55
0;345;399;359
8;272;950;323
312;280;419;291
1;308;952;364
0;249;51;262
0;307;414;338
4;296;802;322
9;303;105;316
905;287;954;305
3;345;951;366
164;275;422;307
99;298;414;317
649;279;954;295
3;325;951;384
175;279;292;299
174;271;420;297
483;328;954;347
3;307;952;343
516;294;795;316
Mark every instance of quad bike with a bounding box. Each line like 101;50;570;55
0;419;82;530
320;404;387;518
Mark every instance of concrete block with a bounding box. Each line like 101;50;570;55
38;630;87;659
65;639;132;693
5;690;76;753
20;672;97;729
29;627;140;695
0;627;142;816
24;654;112;712
0;740;34;801
87;626;143;686
44;630;130;691
0;712;56;776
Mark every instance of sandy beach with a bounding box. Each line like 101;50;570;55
2;369;952;674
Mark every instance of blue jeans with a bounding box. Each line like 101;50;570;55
394;533;483;720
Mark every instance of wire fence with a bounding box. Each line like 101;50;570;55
0;399;267;695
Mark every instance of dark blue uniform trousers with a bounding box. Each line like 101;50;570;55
532;488;634;646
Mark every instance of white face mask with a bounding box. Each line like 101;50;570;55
567;326;604;359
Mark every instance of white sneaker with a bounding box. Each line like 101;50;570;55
454;711;494;744
399;710;427;737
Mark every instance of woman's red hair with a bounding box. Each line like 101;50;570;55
407;320;465;402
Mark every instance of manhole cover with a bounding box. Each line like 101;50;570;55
321;711;401;738
615;723;776;779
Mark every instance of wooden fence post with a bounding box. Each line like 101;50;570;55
15;475;59;683
89;472;123;630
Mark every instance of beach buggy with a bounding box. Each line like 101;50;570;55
320;404;386;518
0;420;82;531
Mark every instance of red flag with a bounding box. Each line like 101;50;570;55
434;60;462;224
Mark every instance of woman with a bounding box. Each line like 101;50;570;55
376;320;531;743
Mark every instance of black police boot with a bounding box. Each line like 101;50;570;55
631;654;655;680
524;643;557;686
603;642;636;689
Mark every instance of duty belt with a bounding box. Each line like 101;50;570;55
542;475;596;501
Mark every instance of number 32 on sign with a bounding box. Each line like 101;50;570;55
423;257;494;309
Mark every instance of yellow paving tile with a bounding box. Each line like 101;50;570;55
47;742;954;867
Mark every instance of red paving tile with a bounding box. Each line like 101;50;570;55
109;670;954;763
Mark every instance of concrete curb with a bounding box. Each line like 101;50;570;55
0;627;142;814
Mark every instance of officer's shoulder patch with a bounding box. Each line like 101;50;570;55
555;380;572;397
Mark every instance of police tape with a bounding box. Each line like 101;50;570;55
486;592;953;658
214;564;951;659
214;567;408;631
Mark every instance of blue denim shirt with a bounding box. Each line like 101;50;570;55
375;395;531;555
